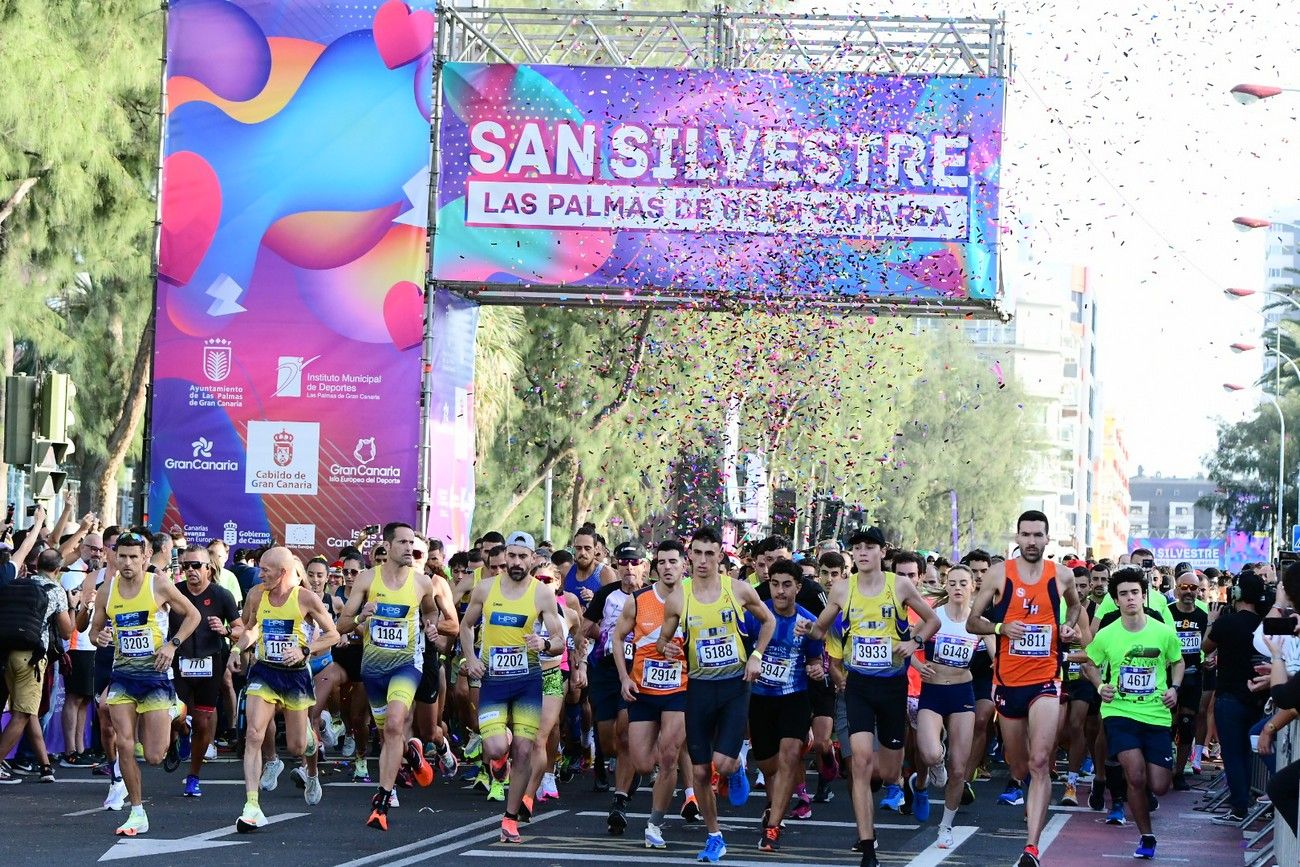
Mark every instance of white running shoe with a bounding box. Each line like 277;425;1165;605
260;756;285;791
205;743;218;761
103;780;128;811
115;807;148;836
320;712;339;749
304;775;323;806
236;802;267;833
389;789;400;808
645;821;666;849
542;771;559;800
937;826;954;849
341;735;356;758
929;760;949;790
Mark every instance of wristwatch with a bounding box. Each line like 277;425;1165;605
170;636;182;647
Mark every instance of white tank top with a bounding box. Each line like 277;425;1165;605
927;604;978;669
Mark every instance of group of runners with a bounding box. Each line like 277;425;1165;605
12;510;1248;866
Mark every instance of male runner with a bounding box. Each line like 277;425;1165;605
565;526;610;607
1082;567;1182;860
90;532;201;836
807;527;940;864
658;527;775;864
1168;568;1209;791
749;559;825;852
961;549;996;798
171;545;242;798
966;511;1083;867
410;535;460;780
459;531;567;843
585;540;648;832
613;539;690;849
1059;566;1100;807
233;548;339;831
337;523;458;830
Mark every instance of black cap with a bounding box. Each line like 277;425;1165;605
863;526;887;546
614;541;647;561
1174;562;1193;578
1236;571;1269;607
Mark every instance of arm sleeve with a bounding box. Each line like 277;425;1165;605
583;584;616;624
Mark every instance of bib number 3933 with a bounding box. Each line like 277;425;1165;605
851;636;892;670
1010;625;1052;657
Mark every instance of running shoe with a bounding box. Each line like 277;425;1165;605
305;775;322;806
460;762;481;782
971;766;992;782
437;747;459;780
404;738;434;786
860;848;881;867
540;771;559;800
519;795;533;824
390;789;400;808
464;732;483;761
911;774;931;823
104;780;128;810
789;799;813;820
1190;755;1203;775
0;763;20;785
928;758;948;789
697;832;727;863
92;761;111;777
499;817;521;844
851;839;879;853
1210;809;1245;825
728;765;751;806
814;775;834;803
1106;804;1127;825
321;711;339;748
1088;783;1105;811
290;766;307;789
162;743;180;773
1148;792;1159;813
472;768;490;794
1172;774;1191;792
681;794;702;823
304;728;317;759
645;821;666;849
39;764;55;783
236;802;266;834
184;775;202;797
487;779;506;802
341;735;357;758
754;769;766;791
396;766;415;789
115;809;149;837
1016;845;1041;867
260;756;285;791
997;782;1024;806
961;781;976;805
353;759;372;783
1134;834;1156;859
937;826;955;849
880;783;906;812
608;801;628;835
58;752;85;769
1081;756;1094;777
758;824;781;852
366;792;390;832
1059;783;1078;807
205;743;218;761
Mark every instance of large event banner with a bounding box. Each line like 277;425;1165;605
148;0;439;553
433;64;1004;301
423;289;477;550
1129;538;1224;571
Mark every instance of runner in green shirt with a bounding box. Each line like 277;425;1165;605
1083;567;1184;861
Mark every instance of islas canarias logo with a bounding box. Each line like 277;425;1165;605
273;429;294;467
329;436;401;486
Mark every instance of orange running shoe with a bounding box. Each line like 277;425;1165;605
500;817;522;843
405;738;434;787
366;791;390;831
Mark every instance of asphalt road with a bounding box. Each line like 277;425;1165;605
0;751;1242;866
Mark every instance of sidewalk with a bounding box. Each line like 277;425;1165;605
1039;778;1243;865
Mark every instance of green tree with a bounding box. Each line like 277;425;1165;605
0;0;160;520
1201;398;1294;537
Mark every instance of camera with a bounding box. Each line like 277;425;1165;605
1141;558;1155;570
363;524;380;536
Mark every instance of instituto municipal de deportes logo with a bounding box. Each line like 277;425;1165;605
273;429;294;467
202;339;232;383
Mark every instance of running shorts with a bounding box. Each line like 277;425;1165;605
685;677;750;765
479;671;542;740
627;689;687;724
309;654;333;679
415;656;442;704
362;663;421;724
993;680;1060;720
844;672;908;750
334;642;363;682
1104;715;1174;769
541;667;566;699
918;681;977;718
107;669;177;715
808;677;836;718
65;650;96;699
173;661;221;713
588;659;625;723
1068;677;1101;709
749;691;812;763
246;661;313;712
971;672;994;704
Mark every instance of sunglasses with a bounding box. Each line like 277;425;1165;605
342;568;360;577
617;558;643;566
180;561;206;570
413;551;425;559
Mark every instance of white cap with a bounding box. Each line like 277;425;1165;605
506;531;536;551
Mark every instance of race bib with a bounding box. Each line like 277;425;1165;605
696;636;740;669
262;618;295;663
179;656;213;678
1177;630;1201;655
489;646;528;677
642;659;682;690
933;635;974;667
624;640;635;663
1067;660;1083;677
369;618;408;650
1119;665;1156;696
117;628;154;659
759;655;794;686
851;635;892;670
1009;624;1052;657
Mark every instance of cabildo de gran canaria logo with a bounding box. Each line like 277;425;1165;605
328;436;401;486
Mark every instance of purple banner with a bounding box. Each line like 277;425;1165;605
433;64;1003;302
148;0;437;553
1128;537;1224;571
423;289;477;550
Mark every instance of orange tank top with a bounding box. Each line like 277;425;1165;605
992;560;1061;687
629;585;686;695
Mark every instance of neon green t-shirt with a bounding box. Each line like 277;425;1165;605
1093;589;1173;626
1085;616;1182;728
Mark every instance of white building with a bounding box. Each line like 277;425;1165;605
1261;206;1300;378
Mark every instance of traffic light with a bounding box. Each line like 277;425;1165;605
3;375;36;466
30;373;75;505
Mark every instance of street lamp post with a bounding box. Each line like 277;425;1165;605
1231;343;1300;547
1224;383;1286;555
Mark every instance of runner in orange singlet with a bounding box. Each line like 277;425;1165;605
966;510;1083;867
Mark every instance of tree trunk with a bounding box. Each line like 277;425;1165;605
92;316;153;524
0;326;12;500
0;175;42;229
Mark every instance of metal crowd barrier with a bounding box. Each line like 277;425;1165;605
1246;720;1299;867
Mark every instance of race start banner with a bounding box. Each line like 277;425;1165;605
148;0;443;553
433;64;1004;302
1129;538;1224;571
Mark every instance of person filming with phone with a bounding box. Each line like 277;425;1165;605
1260;560;1300;836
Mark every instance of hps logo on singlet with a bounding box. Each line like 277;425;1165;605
489;612;527;627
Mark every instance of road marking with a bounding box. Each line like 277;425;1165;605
1036;813;1071;856
65;805;116;817
461;850;833;867
573;810;914;830
56;778;246;786
1048;805;1093;812
98;812;307;862
332;810;566;867
903;825;977;866
1101;857;1189;863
